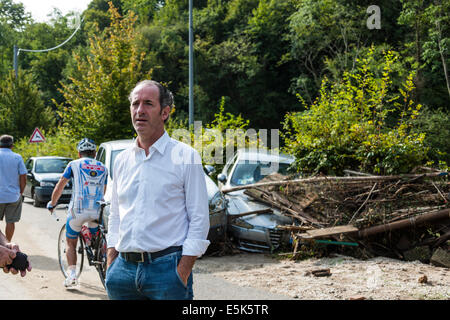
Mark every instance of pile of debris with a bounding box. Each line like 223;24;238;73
226;169;450;266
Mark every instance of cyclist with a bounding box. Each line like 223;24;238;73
47;138;107;288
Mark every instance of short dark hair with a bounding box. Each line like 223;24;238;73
0;135;13;148
129;80;174;122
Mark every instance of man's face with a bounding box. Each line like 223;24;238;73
130;84;170;139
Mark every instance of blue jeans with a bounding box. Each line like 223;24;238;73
105;251;193;300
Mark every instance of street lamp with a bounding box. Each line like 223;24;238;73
13;15;83;78
188;0;194;127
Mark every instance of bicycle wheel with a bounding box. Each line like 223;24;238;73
94;233;107;288
57;224;84;279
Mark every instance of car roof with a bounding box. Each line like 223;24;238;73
99;139;134;151
236;148;295;163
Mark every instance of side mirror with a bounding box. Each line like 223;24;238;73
204;165;216;176
217;173;227;183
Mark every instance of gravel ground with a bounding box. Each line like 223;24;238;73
194;253;450;300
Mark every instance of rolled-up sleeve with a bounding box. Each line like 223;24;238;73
182;150;210;257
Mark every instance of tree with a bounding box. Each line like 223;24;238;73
0;0;31;77
57;3;150;142
398;0;450;107
282;47;429;175
422;0;450;100
0;70;55;139
17;10;86;107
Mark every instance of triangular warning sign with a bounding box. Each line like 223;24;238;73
29;128;46;143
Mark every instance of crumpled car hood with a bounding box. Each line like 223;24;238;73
226;190;292;228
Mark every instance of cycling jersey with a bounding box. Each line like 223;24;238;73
63;158;108;216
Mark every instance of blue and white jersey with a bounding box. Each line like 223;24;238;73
63;157;108;215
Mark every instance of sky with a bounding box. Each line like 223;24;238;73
15;0;92;22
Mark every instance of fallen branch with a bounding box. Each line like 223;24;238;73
221;172;447;194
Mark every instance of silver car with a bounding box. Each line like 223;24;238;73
95;139;227;244
212;148;295;253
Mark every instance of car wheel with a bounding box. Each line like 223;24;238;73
32;192;44;207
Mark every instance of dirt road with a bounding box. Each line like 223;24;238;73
0;200;290;300
1;200;448;300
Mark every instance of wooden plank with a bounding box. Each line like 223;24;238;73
298;225;359;239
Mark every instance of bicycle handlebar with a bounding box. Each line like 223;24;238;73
49;210;60;222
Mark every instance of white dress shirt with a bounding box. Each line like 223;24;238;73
106;131;210;257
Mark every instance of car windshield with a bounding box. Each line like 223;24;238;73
35;158;71;174
230;160;291;186
110;149;124;179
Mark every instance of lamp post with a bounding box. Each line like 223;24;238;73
13;15;82;79
188;0;194;127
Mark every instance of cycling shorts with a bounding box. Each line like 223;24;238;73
66;210;99;239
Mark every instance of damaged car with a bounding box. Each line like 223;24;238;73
210;148;296;253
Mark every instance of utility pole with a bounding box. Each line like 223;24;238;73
188;0;194;127
13;45;18;78
13;15;82;79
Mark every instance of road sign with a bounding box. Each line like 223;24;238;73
29;128;45;143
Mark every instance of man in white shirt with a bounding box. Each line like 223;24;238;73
105;80;210;300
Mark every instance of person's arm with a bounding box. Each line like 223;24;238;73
106;164;120;269
19;174;26;194
0;246;15;269
48;163;72;212
0;230;8;247
48;177;69;212
2;242;32;277
106;247;119;269
177;255;197;285
0;231;16;271
18;157;27;195
177;150;210;285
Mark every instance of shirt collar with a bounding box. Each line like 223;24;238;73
133;131;170;155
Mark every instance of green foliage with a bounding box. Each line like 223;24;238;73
398;0;450;108
0;0;448;177
167;97;256;175
0;70;55;139
121;0;160;24
13;127;78;161
282;47;429;176
0;0;31;28
56;3;151;143
411;106;450;166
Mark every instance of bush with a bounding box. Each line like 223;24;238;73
168;97;258;176
282;47;429;176
0;70;55;140
411;106;450;168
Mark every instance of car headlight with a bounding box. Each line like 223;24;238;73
209;192;225;213
40;181;55;187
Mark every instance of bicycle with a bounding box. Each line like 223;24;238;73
53;201;109;288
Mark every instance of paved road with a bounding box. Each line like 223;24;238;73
0;200;290;300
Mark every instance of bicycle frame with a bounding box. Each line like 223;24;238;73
56;201;109;289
